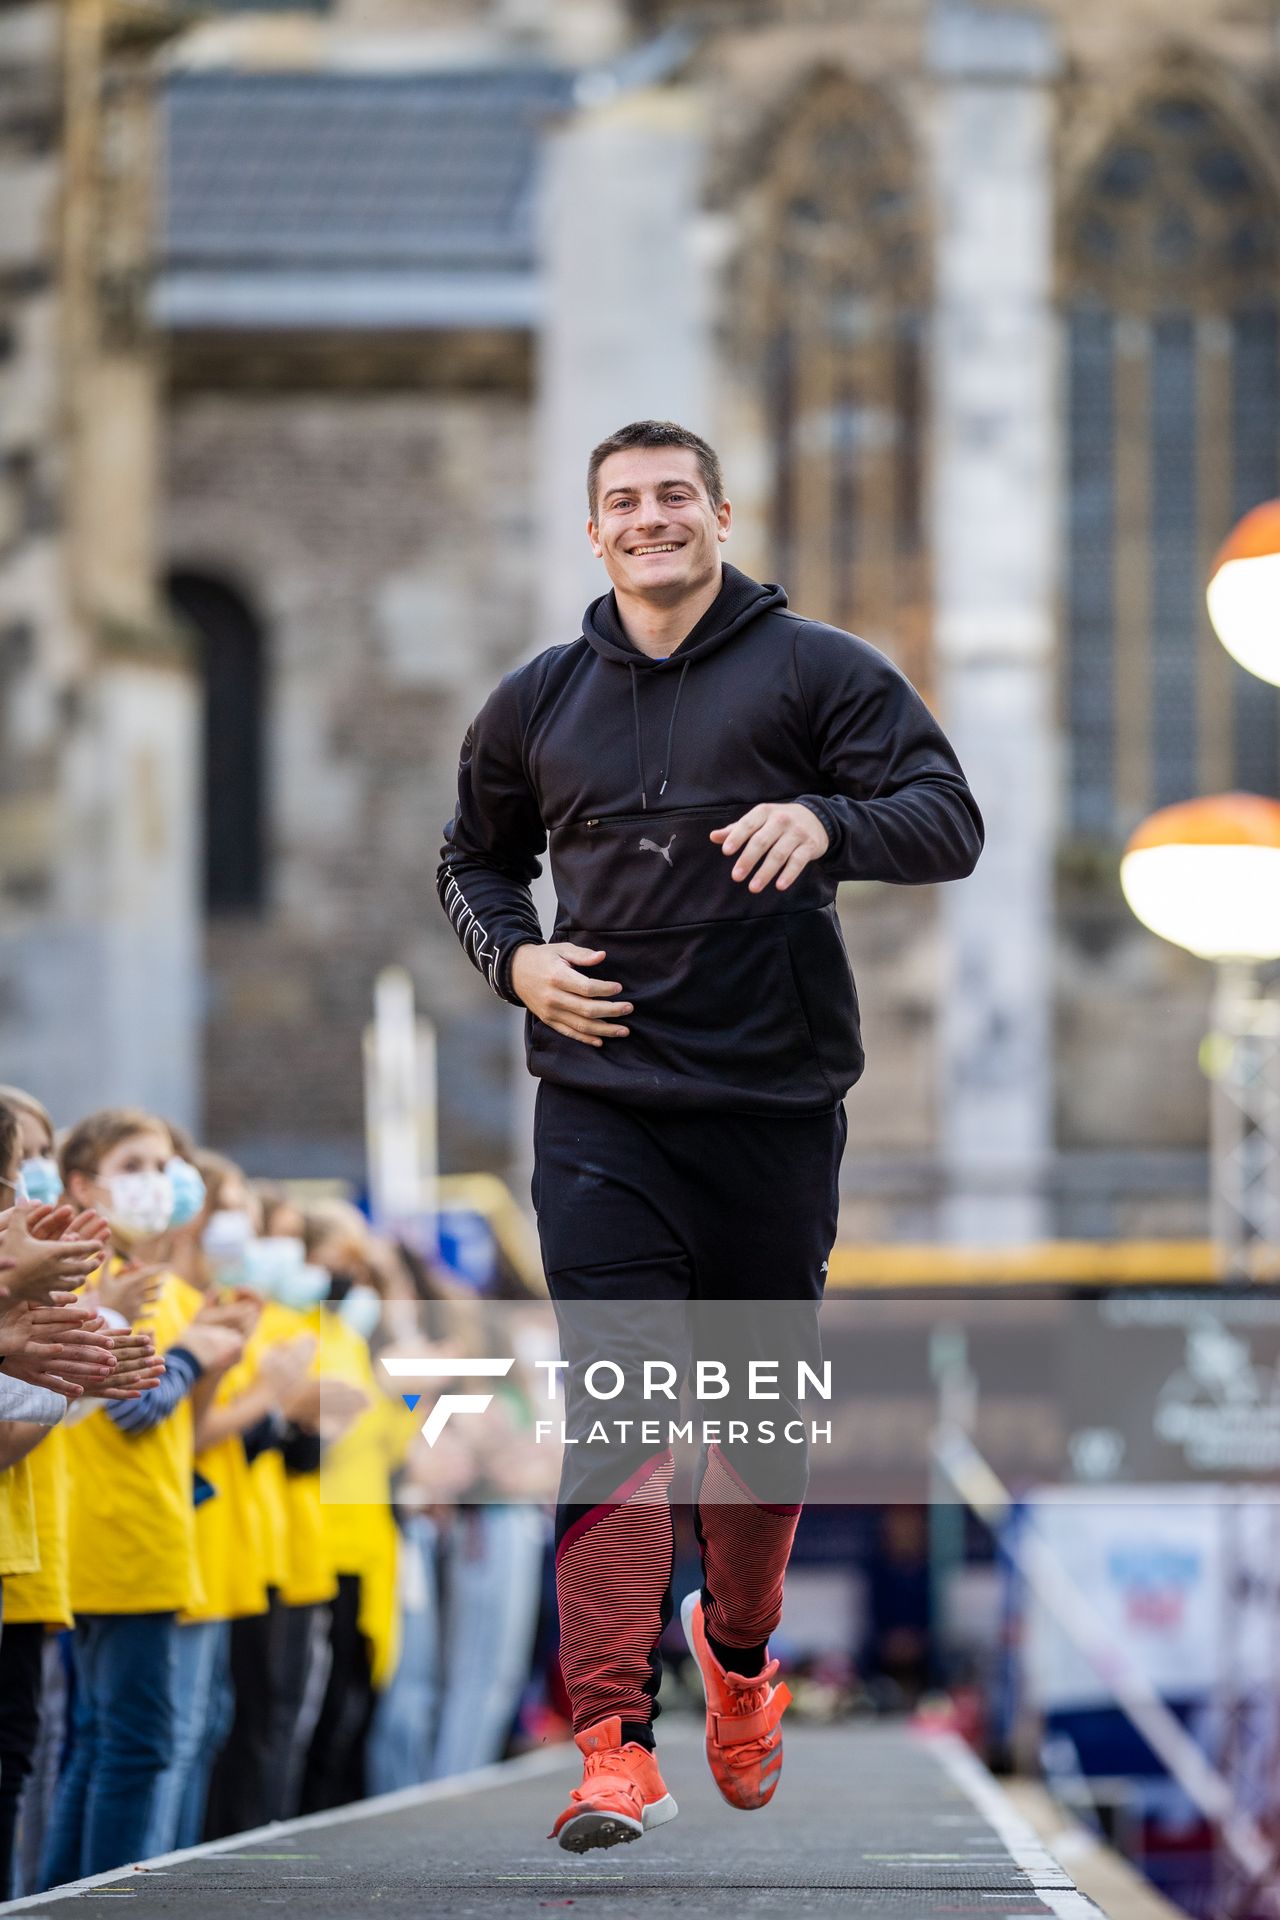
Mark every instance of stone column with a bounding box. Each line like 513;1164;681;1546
508;82;712;1197
535;83;712;648
928;1;1059;1242
0;0;201;1129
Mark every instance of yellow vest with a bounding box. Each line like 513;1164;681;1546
184;1336;269;1625
279;1465;337;1611
0;1458;39;1578
272;1302;336;1612
6;1426;71;1626
245;1301;303;1594
65;1273;204;1616
316;1309;413;1689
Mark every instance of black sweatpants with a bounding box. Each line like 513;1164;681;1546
298;1576;375;1813
0;1621;44;1897
204;1596;286;1839
532;1080;846;1747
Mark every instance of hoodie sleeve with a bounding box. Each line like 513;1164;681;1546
791;625;984;885
436;672;547;1006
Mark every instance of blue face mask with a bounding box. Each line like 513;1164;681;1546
241;1235;305;1299
202;1209;255;1283
337;1285;382;1341
19;1156;62;1207
275;1261;332;1313
239;1234;328;1311
166;1157;207;1231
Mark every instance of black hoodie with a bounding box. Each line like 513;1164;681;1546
437;563;984;1115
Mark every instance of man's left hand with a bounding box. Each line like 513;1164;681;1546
710;803;830;893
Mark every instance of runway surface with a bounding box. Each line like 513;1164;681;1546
1;1723;1105;1920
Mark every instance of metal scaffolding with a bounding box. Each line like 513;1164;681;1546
1208;964;1280;1284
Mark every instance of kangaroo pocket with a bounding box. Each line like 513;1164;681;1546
782;902;865;1097
527;909;860;1112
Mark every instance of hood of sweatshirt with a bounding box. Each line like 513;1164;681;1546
581;563;789;811
581;562;787;670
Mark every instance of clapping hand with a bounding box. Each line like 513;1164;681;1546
99;1329;166;1401
256;1334;318;1412
180;1315;245;1379
0;1210;104;1305
196;1293;263;1341
25;1204;111;1250
95;1261;165;1325
0;1294;116;1399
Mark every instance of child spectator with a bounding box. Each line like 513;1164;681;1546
0;1089;161;1896
152;1154;316;1851
296;1201;405;1815
39;1109;243;1887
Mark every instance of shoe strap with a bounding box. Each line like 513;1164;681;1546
713;1681;792;1747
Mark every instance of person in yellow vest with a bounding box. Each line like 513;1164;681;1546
0;1089;76;1902
38;1110;244;1891
0;1337;66;1905
1;1419;68;1901
295;1200;412;1814
153;1153;318;1849
204;1187;368;1824
0;1090;163;1898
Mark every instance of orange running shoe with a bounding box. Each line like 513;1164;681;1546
548;1716;679;1852
680;1589;793;1811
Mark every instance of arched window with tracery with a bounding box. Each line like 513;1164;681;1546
741;74;929;691
1062;87;1280;842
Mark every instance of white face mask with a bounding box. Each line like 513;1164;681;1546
106;1170;175;1241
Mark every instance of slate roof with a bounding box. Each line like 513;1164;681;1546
157;66;574;329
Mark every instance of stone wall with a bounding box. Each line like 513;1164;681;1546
164;383;535;1177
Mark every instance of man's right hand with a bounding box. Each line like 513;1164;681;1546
509;943;633;1048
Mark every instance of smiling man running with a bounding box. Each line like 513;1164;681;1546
437;420;984;1850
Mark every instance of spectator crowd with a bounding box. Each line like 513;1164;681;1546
0;1088;552;1898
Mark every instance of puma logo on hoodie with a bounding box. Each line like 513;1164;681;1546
638;834;676;867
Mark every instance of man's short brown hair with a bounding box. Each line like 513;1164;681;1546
587;420;725;522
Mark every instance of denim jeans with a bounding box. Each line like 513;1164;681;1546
15;1633;70;1898
145;1617;228;1857
366;1507;547;1791
40;1612;177;1888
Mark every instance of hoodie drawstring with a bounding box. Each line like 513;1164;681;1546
629;658;691;812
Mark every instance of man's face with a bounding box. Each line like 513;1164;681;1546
588;446;731;602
